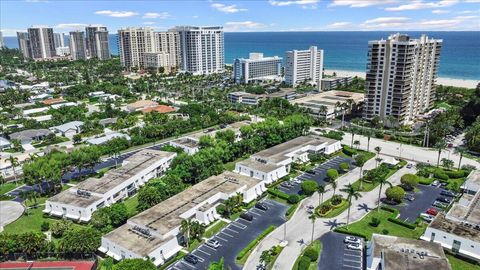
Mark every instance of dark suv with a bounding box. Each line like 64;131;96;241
255;202;269;211
240;212;254;221
184;254;199;264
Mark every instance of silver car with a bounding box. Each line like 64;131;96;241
206;239;220;249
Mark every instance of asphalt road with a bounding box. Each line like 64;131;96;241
318;232;363;270
390;184;443;222
169;199;288;270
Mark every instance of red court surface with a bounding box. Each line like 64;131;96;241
0;261;95;270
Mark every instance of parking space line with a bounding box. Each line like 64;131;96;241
251;208;265;213
195;248;211;256
220;231;234;238
195;256;205;262
249;211;261;217
225;227;239;234
343;258;361;263
343;263;361;269
344;253;362;258
215;235;228;242
180;261;195;269
237;218;252;224
202;244;217;251
230;222;246;230
262;201;274;206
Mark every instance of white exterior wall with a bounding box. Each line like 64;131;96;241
244;182;266;203
149;237;183;266
285;46;324;88
421;227;480;261
234;163;287;184
168;141;199;155
324;141;342;154
101;236;141;261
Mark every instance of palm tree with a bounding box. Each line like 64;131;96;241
340;184;362;227
457;146;466;170
365;129;373;152
180;219;192;249
354;140;360;149
317;185;327;206
349;126;356;148
374;146;381;157
309;214;317;243
376;177;392;211
435;141;447;167
375;157;383;168
330;181;338;196
355;155;367;190
8;156;19;184
318;105;328;121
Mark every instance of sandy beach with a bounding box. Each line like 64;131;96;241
325;69;478;89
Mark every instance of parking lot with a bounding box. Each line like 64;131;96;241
279;156;354;196
389;184;444;222
318;232;363;270
168;199;288;270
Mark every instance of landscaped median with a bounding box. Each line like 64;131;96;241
352;160;407;192
292;239;322;270
316;195;349;218
334;206;426;240
236;225;276;265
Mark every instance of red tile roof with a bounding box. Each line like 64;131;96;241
142;105;176;114
41;98;65;105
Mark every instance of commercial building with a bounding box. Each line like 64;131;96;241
363;33;442;126
53;33;65;48
227;89;296;106
17;32;31;58
233;53;282;84
421;170;480;261
235;135;341;184
173;26;224;75
85;25;110;60
154;31;181;68
118;27;156;70
69;31;87;60
321;76;353;91
99;170;263;265
367;234;451;270
285;46;324;88
45;150;176;222
27;26;56;59
290;90;364;120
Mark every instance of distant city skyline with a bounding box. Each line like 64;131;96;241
1;0;479;36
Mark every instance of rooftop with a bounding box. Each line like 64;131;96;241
171;137;199;149
141;105;176;114
9;129;52;141
50;121;84;133
41;97;65;105
128;100;158;109
371;234;451;270
291;90;364;110
128;171;260;236
86;132;130;145
430;213;480;242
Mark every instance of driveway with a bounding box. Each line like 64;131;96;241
169;199;288;270
389;184;443;222
0;201;24;231
319;232;363;270
279;156;354;196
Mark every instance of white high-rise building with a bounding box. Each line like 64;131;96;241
233;53;282;84
0;31;4;48
17;32;31;58
27;26;56;59
173;26;224;75
285;46;324;88
69;31;87;60
154;31;181;68
363;33;442;125
85;25;110;60
118;27;156;70
53;33;65;48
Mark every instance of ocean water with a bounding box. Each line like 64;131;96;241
4;31;480;80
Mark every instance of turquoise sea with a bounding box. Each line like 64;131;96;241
4;31;480;80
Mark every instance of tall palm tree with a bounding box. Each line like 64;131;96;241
349;126;356;148
435;141;447;167
457;146;466;170
318;105;328;121
180;219;192;249
330;181;338;196
340;184;362;227
375;157;383;168
374;146;381;157
317;185;327;206
365;129;374;152
354;140;360;149
355;155;367;190
309;214;317;243
376;177;392;211
8;156;19;184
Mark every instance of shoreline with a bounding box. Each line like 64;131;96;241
324;69;478;88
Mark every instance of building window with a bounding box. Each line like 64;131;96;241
430;232;435;242
452;240;461;253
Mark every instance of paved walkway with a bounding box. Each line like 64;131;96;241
243;157;416;270
0;201;24;232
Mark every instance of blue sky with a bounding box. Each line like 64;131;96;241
1;0;479;36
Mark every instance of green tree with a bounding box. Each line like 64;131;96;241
339;162;349;172
51;219;72;238
435;141;446;167
309;214;317;243
385;186;405;203
355;154;368;190
58;227;101;253
208;258;226;270
317;185;327;206
326;168;339;181
441;158;454;170
400;174;419;190
180;219;192;249
301;180;318;196
113;259;157;270
8;155;19;184
340;184;362;227
377;177;392;211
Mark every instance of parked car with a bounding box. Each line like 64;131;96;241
306;205;315;210
307;170;316;175
420;213;434;222
240;212;254;221
437;197;451;204
280;182;291;188
441;190;457;197
433;201;448;208
432;180;441;187
426;208;438;216
440;182;448;187
184;254;199;264
255;202;269;211
205;239;220;249
347;243;362;250
344;236;360;245
406;163;413;169
405;194;415;201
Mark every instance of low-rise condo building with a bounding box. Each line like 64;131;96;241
421;170;480;261
44;150;176;222
233;53;282;84
227;89;296;106
321;76;353;91
235;135;341;184
99;171;263;265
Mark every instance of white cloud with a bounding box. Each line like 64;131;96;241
325;22;353;28
143;22;156;25
432;9;450;14
269;0;318;7
464;0;480;2
329;0;398;8
24;0;50;3
211;3;247;13
192;15;200;19
364;16;410;24
224;21;267;32
95;10;138;18
359;14;478;30
54;23;88;30
0;29;25;36
142;12;170;19
457;9;480;14
385;0;459;11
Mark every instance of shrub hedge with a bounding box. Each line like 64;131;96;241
445;170;465;179
236;225;276;260
387;217;416;229
268;188;290;201
342;145;357;156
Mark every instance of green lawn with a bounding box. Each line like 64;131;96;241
436;102;453;110
123;195;139;217
335;209;426;240
447;254;480;270
0;182;19;195
352;165;401;192
292;240;322;270
204;220;228;238
224;156;248;171
316;198;350;218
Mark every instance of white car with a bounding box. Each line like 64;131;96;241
420;213;434;222
347;243;362;250
344;236;360;245
205;239;220;249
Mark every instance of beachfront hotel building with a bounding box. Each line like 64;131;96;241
85;25;111;60
363;33;442;126
44;149;176;222
173;26;224;75
233;53;282;84
17;32;31;59
69;30;87;60
27;26;56;59
154;31;181;68
118;27;156;70
284;46;324;88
